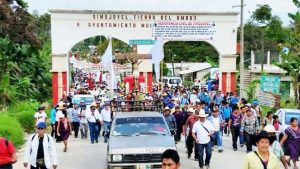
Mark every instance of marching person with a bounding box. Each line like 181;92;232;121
192;110;214;169
55;102;65;143
163;107;177;141
161;149;181;169
173;106;184;142
183;108;199;160
57;112;72;152
79;104;88;139
243;130;280;169
70;103;80;138
50;106;57;138
280;117;300;169
101;103;112;143
228;107;243;151
207;106;224;152
34;106;47;127
0;138;17;169
86;102;103;144
23;122;58;169
240;109;259;153
264;125;289;169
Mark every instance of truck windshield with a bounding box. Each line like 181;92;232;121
73;97;94;105
285;112;300;124
169;79;181;84
112;117;169;136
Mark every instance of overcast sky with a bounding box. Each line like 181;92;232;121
25;0;298;25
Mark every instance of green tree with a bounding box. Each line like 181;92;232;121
242;4;284;68
163;41;218;63
0;0;42;48
275;6;300;107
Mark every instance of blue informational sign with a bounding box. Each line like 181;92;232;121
260;75;280;94
129;39;155;45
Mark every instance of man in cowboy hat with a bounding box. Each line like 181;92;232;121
85;102;102;144
243;130;280;169
192;110;214;169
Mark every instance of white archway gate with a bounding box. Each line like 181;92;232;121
50;10;239;104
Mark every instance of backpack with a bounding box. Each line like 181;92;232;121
30;134;50;155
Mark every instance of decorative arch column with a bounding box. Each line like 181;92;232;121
51;54;68;105
219;54;238;94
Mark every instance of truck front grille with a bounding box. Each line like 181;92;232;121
123;154;162;163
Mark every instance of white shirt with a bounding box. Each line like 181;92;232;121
24;134;58;168
101;108;112;122
192;120;214;144
34;112;47;125
79;108;88;124
211;116;221;131
85;109;102;123
145;95;153;101
190;94;198;105
55;110;64;122
250;107;257;117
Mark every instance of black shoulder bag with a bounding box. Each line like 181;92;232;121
201;124;215;143
254;151;267;169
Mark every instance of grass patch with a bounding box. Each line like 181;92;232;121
0;114;24;148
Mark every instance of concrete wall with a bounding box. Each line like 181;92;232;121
196;68;211;81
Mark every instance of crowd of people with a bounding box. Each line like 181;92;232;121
158;85;300;169
1;81;300;169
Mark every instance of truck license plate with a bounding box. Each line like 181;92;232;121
139;164;151;169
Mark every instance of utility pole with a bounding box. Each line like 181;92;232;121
239;0;245;98
261;31;264;72
169;49;175;76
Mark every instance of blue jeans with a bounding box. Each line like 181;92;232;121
239;133;244;145
212;130;223;149
88;122;99;143
103;121;111;142
197;143;212;167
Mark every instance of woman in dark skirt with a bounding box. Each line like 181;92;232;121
280;117;300;169
57;110;72;152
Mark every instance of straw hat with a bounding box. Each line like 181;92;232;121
264;125;279;133
57;101;65;110
164;106;170;111
198;109;208;117
90;102;97;107
187;108;195;113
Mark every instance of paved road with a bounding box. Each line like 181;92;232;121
14;134;293;169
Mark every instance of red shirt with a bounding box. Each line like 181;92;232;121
185;115;198;133
0;138;15;165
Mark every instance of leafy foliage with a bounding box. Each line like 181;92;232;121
0;38;51;108
0;0;41;48
0;114;24;148
251;5;272;24
4;100;39;132
244;79;260;101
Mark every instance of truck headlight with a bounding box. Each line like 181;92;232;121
112;154;122;162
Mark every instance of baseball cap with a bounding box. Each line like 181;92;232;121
37;122;46;129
